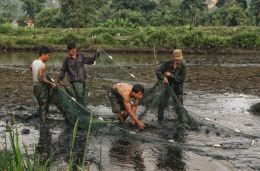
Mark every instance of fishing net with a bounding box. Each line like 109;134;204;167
52;85;100;129
138;81;260;140
139;81;200;129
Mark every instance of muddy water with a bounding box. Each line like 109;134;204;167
0;51;260;171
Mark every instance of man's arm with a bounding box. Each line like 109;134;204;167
156;63;166;80
131;100;139;115
169;66;186;83
83;50;100;65
38;66;55;88
58;58;68;82
123;98;140;125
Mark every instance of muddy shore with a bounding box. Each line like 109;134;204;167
0;52;260;171
1;63;259;108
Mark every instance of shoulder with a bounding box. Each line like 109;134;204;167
181;62;186;68
77;53;85;58
63;57;70;63
31;60;37;65
165;60;173;65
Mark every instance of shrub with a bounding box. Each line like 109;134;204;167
147;29;172;47
0;23;13;34
229;32;258;48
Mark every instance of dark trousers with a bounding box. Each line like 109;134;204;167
158;87;183;121
33;83;50;123
65;81;86;106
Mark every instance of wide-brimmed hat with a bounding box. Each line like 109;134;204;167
173;49;183;60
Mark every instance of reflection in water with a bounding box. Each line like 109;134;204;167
55;125;87;170
37;123;52;163
109;139;145;171
157;127;187;171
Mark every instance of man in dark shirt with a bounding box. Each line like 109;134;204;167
156;49;186;121
58;42;100;105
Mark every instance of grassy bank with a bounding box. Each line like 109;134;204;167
0;24;260;53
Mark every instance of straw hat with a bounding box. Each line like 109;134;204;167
173;49;183;60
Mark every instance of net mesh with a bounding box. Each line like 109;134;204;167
52;86;97;129
139;81;200;129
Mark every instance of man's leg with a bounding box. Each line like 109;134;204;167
72;82;86;106
107;88;127;123
158;87;170;121
177;95;183;105
34;84;49;123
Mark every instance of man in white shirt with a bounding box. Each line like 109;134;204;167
30;47;56;123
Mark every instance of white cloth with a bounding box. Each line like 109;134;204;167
32;59;45;83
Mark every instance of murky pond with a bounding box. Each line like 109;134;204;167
0;51;260;171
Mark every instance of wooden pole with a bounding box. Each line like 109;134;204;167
153;46;157;66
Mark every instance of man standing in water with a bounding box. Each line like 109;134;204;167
58;42;100;106
31;47;56;123
156;49;186;121
107;83;145;130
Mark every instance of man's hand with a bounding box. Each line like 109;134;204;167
164;71;172;77
137;121;145;130
50;83;56;89
58;81;65;86
163;77;169;85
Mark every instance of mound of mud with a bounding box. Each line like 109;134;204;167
250;103;260;115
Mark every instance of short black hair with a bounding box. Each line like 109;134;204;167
132;84;144;94
39;46;51;56
67;41;76;50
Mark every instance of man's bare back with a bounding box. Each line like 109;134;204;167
113;83;132;102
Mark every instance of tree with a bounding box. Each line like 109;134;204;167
225;3;249;26
180;0;208;26
0;0;20;22
34;8;59;27
209;2;249;26
20;0;47;19
58;0;103;28
249;0;260;25
216;0;248;9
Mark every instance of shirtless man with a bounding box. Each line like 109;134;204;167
107;83;145;130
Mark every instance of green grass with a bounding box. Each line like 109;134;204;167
0;116;98;171
0;25;259;51
0;128;52;171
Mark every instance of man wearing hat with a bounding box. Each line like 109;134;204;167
156;49;187;121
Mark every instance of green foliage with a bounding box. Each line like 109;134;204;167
147;29;172;47
180;0;208;26
20;0;47;19
225;3;249;26
0;128;51;170
0;0;20;23
207;3;250;26
34;8;59;28
0;27;259;50
0;23;13;34
249;0;260;25
59;33;86;44
229;32;258;48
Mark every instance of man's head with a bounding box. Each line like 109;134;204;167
67;41;77;57
132;84;144;100
172;49;183;66
39;46;51;62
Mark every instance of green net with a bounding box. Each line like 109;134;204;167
140;81;200;129
52;86;98;129
139;81;260;139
